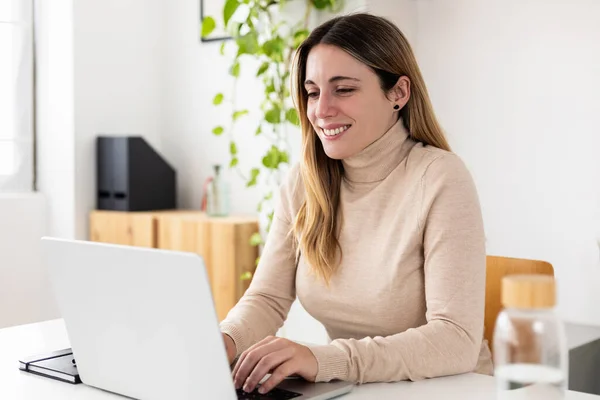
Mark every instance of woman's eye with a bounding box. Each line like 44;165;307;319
337;88;355;94
307;92;319;98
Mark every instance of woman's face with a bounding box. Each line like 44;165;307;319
304;44;407;160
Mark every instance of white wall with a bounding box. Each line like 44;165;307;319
72;0;165;239
367;0;417;45
415;0;600;325
0;194;59;328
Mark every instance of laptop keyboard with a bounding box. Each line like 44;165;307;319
236;387;302;399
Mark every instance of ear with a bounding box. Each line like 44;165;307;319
388;76;410;111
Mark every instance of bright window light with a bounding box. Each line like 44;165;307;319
0;1;12;21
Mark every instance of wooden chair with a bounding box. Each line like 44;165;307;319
484;255;554;354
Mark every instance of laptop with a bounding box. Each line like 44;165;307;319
41;237;353;400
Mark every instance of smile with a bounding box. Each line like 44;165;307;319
322;125;351;137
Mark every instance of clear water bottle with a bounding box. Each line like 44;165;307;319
493;274;568;400
206;164;230;217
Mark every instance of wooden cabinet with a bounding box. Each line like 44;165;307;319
89;210;157;248
89;210;259;321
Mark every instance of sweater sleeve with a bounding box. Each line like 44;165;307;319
219;165;302;359
307;153;487;383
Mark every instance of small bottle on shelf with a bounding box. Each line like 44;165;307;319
206;164;230;217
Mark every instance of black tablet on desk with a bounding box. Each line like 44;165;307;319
18;348;81;384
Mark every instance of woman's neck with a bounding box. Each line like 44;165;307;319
342;118;413;183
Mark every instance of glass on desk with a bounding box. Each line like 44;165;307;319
493;274;568;400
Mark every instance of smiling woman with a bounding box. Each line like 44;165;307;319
303;46;410;159
219;12;492;395
292;13;451;285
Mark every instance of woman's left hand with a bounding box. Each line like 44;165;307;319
232;336;318;394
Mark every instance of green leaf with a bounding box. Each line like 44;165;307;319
230;60;240;77
236;32;260;56
261;145;288;169
262;37;285;62
247;168;260;187
265;106;281;124
285;108;300;126
265;80;276;94
249;232;263;246
230;141;237;155
213;93;224;105
256;62;269;77
255;125;262;136
311;0;330;9
293;29;309;48
201;16;216;38
235;22;244;34
223;0;240;26
240;271;254;281
280;150;289;163
233;109;249;120
260;99;269;111
262;148;276;169
212;126;224;136
220;41;226;56
230;157;239;167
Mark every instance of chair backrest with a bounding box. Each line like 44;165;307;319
484;255;554;354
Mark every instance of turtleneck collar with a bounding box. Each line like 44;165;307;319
342;118;414;184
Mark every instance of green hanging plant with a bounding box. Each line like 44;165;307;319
201;0;343;280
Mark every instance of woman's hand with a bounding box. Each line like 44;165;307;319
222;333;237;365
232;336;318;394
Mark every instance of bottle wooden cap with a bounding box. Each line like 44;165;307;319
501;274;556;309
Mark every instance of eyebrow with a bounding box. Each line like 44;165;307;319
304;76;360;86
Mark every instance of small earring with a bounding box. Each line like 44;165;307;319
393;104;400;110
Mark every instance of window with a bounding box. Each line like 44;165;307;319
0;0;34;192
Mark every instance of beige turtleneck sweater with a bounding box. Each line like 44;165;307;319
220;118;493;383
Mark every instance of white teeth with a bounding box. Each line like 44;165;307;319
323;125;350;136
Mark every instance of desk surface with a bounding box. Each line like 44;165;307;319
1;319;598;400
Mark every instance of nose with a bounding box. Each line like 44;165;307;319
314;92;337;120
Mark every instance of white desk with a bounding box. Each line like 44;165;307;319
1;319;598;400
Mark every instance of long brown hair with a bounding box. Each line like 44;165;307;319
291;13;450;284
